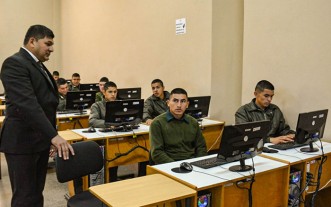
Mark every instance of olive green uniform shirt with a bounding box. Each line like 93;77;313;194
150;111;207;164
57;94;66;111
89;100;106;128
143;91;170;121
235;99;295;142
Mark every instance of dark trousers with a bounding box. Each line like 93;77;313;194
5;149;50;207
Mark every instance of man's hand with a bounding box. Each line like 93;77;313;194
270;134;295;144
145;119;153;125
51;135;75;160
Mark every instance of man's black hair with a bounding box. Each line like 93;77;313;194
255;80;274;92
170;88;188;97
23;25;54;45
104;81;117;91
53;71;59;76
151;79;164;87
56;78;67;88
72;73;80;78
99;77;109;82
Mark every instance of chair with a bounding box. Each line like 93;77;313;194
55;141;105;207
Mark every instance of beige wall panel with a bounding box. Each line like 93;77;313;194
60;0;212;99
243;0;331;140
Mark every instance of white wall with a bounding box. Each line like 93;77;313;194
243;0;331;140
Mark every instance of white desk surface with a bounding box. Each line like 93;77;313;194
200;118;224;126
264;141;331;164
72;124;150;140
56;109;91;118
149;154;288;190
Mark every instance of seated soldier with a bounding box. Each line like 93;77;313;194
52;70;59;81
150;88;207;164
56;78;68;111
143;79;170;125
89;81;117;127
95;77;109;102
68;73;81;91
235;80;295;144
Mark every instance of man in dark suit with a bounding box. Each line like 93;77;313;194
0;25;74;207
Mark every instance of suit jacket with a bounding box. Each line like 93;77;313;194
0;48;59;154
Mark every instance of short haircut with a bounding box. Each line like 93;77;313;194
104;81;117;91
72;73;80;78
170;88;188;97
151;79;164;87
56;78;67;88
99;77;109;83
53;71;59;76
23;25;54;45
255;80;274;92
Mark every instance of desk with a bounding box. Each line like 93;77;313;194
72;118;224;183
0;105;5;116
58;130;84;143
56;110;90;130
262;141;331;207
73;124;150;183
147;155;289;207
89;174;197;207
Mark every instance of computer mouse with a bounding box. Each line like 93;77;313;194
262;147;278;153
87;126;96;133
180;162;193;172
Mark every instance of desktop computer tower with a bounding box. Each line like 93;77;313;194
197;191;211;207
288;169;301;207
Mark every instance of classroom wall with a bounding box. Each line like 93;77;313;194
60;0;213;100
243;0;331;140
2;0;330;141
0;0;61;93
210;0;243;124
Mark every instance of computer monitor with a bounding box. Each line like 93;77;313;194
79;83;100;91
185;96;211;120
104;99;144;129
217;120;270;172
65;91;96;113
295;109;328;152
117;87;141;100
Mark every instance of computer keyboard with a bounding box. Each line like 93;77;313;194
190;157;228;169
57;109;86;114
268;142;306;150
99;125;140;132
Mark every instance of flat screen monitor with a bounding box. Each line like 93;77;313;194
65;91;96;113
185;96;211;120
295;109;328;152
117;87;141;100
79;83;99;92
217;120;270;172
105;99;144;129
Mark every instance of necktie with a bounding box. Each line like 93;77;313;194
38;62;54;88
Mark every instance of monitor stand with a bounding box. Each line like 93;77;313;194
229;158;253;172
300;141;319;153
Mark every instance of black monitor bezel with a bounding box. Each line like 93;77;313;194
104;99;144;126
79;83;100;92
217;120;270;171
185;96;211;119
65;91;96;110
295;109;328;145
117;87;141;100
